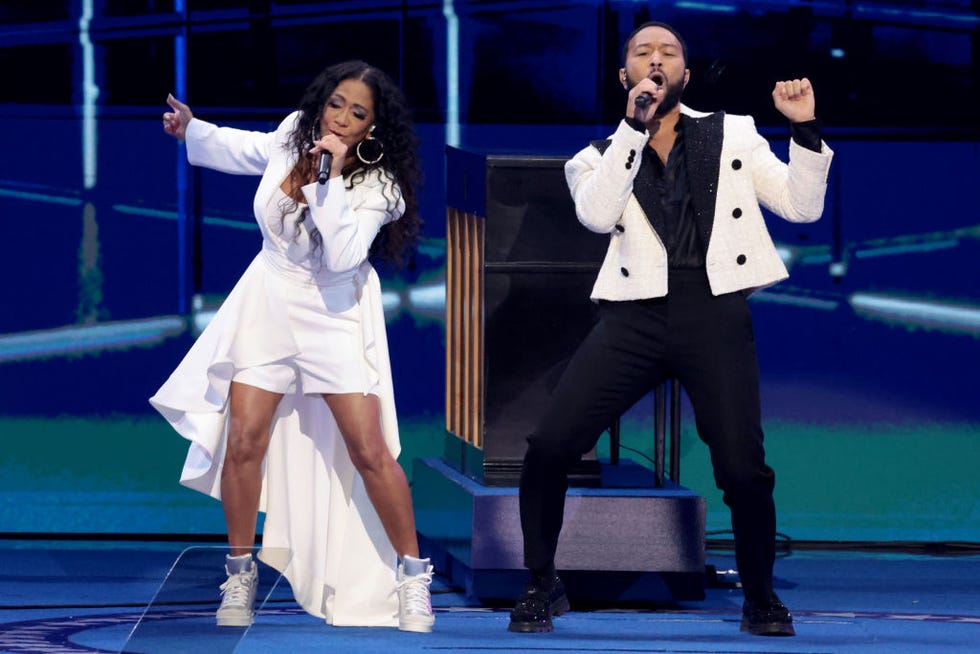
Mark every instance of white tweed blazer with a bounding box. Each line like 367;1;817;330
565;104;834;299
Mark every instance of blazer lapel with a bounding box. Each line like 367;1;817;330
631;148;666;239
681;111;724;250
589;139;665;238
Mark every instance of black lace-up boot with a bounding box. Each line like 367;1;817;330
507;572;570;633
740;594;795;636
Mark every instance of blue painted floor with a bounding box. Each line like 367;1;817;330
0;543;978;653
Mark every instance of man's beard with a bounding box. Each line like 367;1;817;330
626;70;684;116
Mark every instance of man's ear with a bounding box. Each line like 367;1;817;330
683;68;691;89
619;68;628;90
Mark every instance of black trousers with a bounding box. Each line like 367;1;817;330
519;268;777;603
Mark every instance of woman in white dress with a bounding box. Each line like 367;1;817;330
151;60;434;633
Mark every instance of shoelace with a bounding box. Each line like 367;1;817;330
219;572;255;607
397;571;433;614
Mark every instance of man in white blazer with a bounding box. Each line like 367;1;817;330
509;21;833;637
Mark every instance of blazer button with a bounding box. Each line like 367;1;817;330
620;267;630;277
615;224;625;232
629;149;636;156
625;162;632;170
732;208;742;218
736;254;747;265
731;159;742;170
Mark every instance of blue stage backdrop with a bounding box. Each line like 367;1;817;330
0;0;977;542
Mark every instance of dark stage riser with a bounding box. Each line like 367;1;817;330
413;458;706;603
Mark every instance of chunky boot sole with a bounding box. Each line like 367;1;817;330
740;616;796;636
508;593;571;633
399;614;435;633
216;612;254;627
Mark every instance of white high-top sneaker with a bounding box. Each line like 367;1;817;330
216;555;259;627
396;557;435;633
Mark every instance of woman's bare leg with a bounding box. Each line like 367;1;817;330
222;381;283;556
323;392;419;558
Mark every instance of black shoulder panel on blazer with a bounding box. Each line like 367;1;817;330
590;139;612;154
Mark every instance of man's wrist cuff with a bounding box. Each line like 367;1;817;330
791;118;822;152
624;116;646;133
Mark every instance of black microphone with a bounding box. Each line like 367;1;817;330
635;72;666;108
317;152;332;185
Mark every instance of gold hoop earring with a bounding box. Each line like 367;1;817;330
356;137;384;165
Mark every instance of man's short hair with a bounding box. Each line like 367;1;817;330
622;21;689;66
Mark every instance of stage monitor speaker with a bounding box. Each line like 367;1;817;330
445;147;611;486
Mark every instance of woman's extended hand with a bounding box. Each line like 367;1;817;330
163;93;193;140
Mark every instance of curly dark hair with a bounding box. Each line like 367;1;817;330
281;60;422;267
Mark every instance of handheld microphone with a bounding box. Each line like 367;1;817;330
317;152;332;185
634;72;666;108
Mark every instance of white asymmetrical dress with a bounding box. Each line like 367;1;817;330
149;112;404;627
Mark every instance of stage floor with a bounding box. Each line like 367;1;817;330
0;542;977;653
